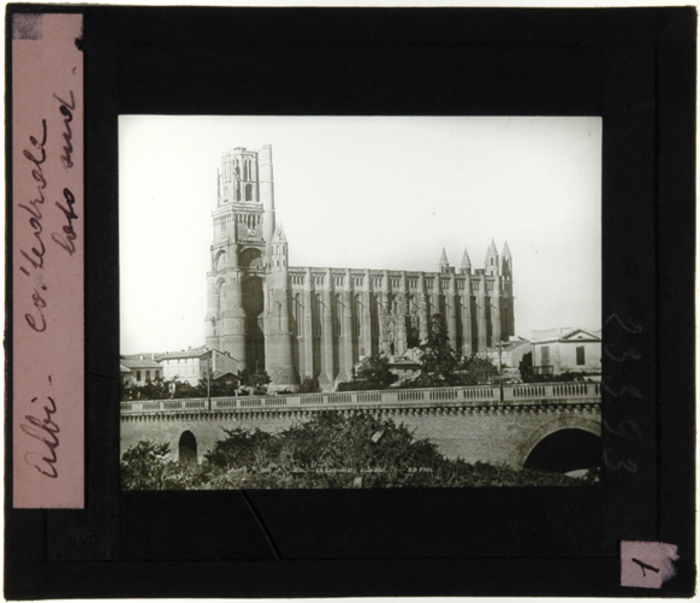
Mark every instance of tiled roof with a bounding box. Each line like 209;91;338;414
121;357;162;369
531;327;601;343
212;369;240;381
156;346;209;360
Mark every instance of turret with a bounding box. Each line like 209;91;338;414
439;247;451;274
460;247;471;275
485;239;499;276
266;222;298;392
501;240;512;278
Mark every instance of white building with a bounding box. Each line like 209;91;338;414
530;328;601;376
157;346;238;386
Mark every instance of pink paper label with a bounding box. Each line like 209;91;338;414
12;13;85;508
620;540;679;589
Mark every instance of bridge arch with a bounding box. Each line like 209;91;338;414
178;430;198;464
516;415;601;472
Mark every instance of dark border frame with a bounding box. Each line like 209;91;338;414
5;5;696;598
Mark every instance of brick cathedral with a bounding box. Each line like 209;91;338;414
205;146;515;392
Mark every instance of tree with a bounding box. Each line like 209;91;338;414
195;370;239;398
238;369;272;396
411;314;464;387
298;376;322;393
138;375;173;400
338;354;398;391
408;313;499;387
518;351;534;382
121;440;172;490
204;427;278;470
121;375;175;401
171;378;201;399
460;354;499;385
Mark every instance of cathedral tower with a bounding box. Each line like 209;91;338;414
206;146;298;392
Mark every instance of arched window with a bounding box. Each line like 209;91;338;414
245;184;253;201
179;431;197;464
354;293;361;337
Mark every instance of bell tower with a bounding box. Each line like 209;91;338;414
206;147;267;371
206;145;297;390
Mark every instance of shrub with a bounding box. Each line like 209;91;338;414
298;376;322;393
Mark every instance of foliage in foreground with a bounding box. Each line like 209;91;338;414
121;413;596;490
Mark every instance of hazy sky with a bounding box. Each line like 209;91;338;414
120;116;601;355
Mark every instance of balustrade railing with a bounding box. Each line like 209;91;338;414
121;381;600;414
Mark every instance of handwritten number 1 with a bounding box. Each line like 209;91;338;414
632;558;660;577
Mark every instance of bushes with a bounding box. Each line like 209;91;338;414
337;355;398;391
121;414;595;490
298;376;322;393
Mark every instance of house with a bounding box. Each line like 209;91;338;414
120;354;163;386
530;328;601;376
157;346;239;386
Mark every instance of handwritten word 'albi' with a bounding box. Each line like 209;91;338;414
20;393;60;479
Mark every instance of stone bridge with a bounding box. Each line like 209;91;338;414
120;382;601;473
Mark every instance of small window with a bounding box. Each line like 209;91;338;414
540;346;550;366
576;346;585;365
136;370;141;381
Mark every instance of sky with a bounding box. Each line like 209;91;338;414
119;116;601;355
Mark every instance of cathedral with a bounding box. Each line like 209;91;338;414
205;145;515;392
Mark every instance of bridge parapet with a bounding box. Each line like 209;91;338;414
120;382;601;415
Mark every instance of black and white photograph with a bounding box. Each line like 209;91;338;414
119;116;602;490
6;4;696;599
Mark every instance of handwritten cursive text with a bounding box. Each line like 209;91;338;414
52;188;78;255
20;393;59;479
53;91;75;170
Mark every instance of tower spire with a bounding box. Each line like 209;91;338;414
272;223;287;243
460;247;471;274
501;240;511;259
485;239;499;276
501;240;512;278
439;247;449;266
439;247;451;274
